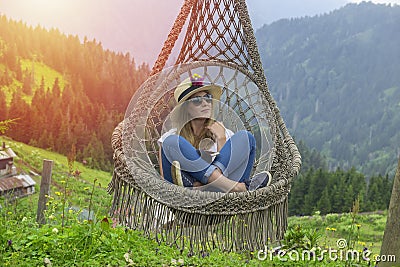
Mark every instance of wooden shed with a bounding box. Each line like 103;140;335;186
0;174;36;198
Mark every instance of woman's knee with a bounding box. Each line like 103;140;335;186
163;134;180;147
235;130;256;147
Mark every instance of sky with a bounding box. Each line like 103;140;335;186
0;0;399;65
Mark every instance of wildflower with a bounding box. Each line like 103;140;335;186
178;259;184;264
171;259;177;265
69;209;74;214
84;187;90;191
52;228;59;234
124;252;130;262
356;224;361;229
201;251;209;258
55;191;62;196
48;215;55;220
7;240;12;246
22;217;27;222
326;227;331;231
60;180;66;184
44;257;52;266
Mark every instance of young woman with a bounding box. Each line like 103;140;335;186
158;74;270;192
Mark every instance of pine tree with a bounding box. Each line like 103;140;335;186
288;174;307;215
0;89;8;120
317;187;332;214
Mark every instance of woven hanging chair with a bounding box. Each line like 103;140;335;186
107;0;301;253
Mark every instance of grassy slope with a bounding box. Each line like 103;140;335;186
1;59;67;106
0;136;387;266
0;135;112;214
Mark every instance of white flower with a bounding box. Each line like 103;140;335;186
124;252;130;262
52;228;59;234
178;259;184;264
22;217;27;222
171;259;177;265
44;257;52;266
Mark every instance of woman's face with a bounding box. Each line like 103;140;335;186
186;91;213;119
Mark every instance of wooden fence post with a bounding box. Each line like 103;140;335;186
379;157;400;266
36;159;53;225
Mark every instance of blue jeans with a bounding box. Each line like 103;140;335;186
161;130;256;186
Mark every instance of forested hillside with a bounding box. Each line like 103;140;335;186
1;2;399;178
290;141;392;215
0;15;150;171
256;2;400;177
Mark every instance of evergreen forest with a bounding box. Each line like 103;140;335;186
0;2;398;215
0;15;150;171
257;2;400;177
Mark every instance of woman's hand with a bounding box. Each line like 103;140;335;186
206;121;226;141
206;121;226;151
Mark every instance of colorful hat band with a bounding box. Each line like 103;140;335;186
177;84;204;102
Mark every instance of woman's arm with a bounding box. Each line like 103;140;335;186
206;121;226;151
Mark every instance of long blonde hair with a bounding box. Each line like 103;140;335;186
172;95;216;149
180;119;215;149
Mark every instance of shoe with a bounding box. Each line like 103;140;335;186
246;171;272;192
171;161;183;186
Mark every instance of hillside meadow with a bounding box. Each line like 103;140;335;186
0;136;389;266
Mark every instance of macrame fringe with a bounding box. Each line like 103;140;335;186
109;179;289;253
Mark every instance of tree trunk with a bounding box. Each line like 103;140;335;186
379;157;400;266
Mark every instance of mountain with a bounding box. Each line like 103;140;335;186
1;2;399;177
0;0;350;65
256;2;400;176
0;16;150;171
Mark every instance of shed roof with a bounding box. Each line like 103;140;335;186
0;147;17;158
0;177;24;192
17;174;36;187
0;174;36;192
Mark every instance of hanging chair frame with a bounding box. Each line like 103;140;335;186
108;0;301;253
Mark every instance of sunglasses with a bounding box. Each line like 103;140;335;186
187;93;213;106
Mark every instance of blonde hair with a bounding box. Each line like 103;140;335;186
179;119;215;149
171;94;215;149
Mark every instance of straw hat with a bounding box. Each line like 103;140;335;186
174;74;222;104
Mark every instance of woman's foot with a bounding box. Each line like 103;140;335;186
208;168;247;192
245;171;272;191
230;182;247;192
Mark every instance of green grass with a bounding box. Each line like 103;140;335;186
0;136;388;266
1;59;67;106
20;59;67;104
0;135;112;216
0;61;22;105
288;212;385;257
